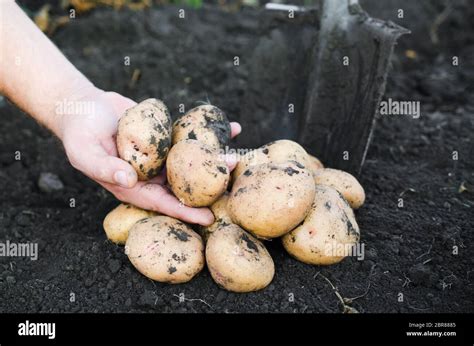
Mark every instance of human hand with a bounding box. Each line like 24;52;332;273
58;89;241;226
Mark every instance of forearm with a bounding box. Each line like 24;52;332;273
0;1;100;138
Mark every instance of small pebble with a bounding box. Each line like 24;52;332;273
107;280;116;290
138;290;156;307
15;212;32;227
38;172;64;193
108;259;121;274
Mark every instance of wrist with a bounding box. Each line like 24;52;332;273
53;82;104;140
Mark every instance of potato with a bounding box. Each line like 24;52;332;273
103;203;156;245
172;105;231;149
231;148;269;183
206;224;274;292
282;185;360;265
167;139;230;207
125;216;204;283
312;168;365;209
117;98;172;180
200;192;232;242
232;139;311;182
228;161;316;238
261;139;312;168
307;154;324;173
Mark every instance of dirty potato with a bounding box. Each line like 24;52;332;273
172;105;231;149
312;168;365;209
282;185;360;265
200;192;232;242
125;216;204;283
167;139;230;207
261;139;312;168
117;98;172;180
103;203;156;245
231;148;269;183
206;224;274;292
228;161;316;239
232;139;311;182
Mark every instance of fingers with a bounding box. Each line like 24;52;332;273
102;181;215;226
66;138;138;188
230;122;241;139
92;155;138;188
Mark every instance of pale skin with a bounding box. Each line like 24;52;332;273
0;1;241;226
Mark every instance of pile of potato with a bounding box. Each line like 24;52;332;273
103;99;365;292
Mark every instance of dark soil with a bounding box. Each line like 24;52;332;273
0;1;473;313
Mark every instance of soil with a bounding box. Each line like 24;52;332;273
0;1;473;313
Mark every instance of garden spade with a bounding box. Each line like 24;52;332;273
239;0;409;175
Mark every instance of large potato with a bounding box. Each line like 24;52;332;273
103;203;156;245
167;139;230;207
206;224;274;292
172;105;231;149
125;216;204;283
228;161;316;238
232;140;311;182
117;98;172;180
200;192;232;242
312;168;365;209
282;185;360;265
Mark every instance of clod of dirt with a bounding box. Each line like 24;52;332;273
38;172;64;193
138;290;157;308
108;259;122;274
408;264;439;287
386;240;400;254
85;277;95;288
15;212;32;227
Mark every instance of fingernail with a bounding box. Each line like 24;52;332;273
114;170;129;187
128;170;137;184
231;122;242;135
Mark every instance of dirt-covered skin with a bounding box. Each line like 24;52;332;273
0;3;473;312
103;203;156;245
126;216;204;284
232;139;311;182
117;98;172;180
167;139;229;207
282;185;360;265
206;223;274;292
313;168;366;209
199;192;232;242
172;105;231;149
228;161;316;239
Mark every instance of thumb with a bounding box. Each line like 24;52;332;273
68;141;138;188
93;155;138;188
